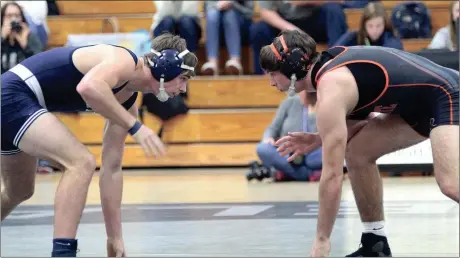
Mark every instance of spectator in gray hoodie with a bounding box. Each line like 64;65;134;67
256;91;322;182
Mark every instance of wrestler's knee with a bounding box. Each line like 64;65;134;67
435;167;459;201
438;178;458;201
345;140;379;170
63;150;97;178
4;179;35;203
430;125;459;201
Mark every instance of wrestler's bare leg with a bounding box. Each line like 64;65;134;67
18;112;97;239
345;114;426;222
1;152;38;220
429;125;459;202
344;114;426;256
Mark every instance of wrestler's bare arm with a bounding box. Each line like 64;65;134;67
99;104;138;244
76;48;138;130
313;69;359;241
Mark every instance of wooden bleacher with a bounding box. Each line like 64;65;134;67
49;1;451;48
88;143;258;167
48;1;453;167
56;1;156;15
54;77;276;167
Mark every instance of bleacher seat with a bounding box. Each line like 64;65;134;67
56;1;156;15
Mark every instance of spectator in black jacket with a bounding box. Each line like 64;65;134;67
333;2;403;50
1;2;43;74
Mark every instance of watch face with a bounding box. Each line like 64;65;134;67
291;155;304;165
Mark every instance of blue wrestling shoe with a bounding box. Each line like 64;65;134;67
51;238;78;257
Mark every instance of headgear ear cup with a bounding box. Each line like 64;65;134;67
277;35;310;80
150;49;187;82
148;48;194;102
281;48;310;80
269;35;311;96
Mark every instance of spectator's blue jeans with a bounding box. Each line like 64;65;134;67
250;3;347;74
256;142;323;181
342;0;371;9
153;16;202;52
205;8;251;59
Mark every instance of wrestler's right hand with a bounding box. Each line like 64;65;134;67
107;238;126;257
131;124;166;157
275;132;322;162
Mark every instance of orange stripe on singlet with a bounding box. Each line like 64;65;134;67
316;60;390;114
379;48;454;124
380;48;455;89
388;83;454;124
314;46;348;84
315;47;455;122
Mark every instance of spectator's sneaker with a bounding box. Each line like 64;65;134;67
346;233;392;257
224;59;243;75
269;169;295;182
201;61;218;76
37;160;55;174
308;170;322;182
273;170;287;182
37;166;54;174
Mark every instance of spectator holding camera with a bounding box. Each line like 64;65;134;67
1;2;43;74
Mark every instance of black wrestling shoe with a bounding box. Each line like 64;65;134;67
346;233;392;257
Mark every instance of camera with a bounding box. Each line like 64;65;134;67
10;20;22;33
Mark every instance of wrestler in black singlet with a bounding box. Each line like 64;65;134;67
311;45;459;137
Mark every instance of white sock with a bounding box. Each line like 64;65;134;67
363;221;386;237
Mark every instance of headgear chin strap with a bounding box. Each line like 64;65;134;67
270;35;311;97
147;48;194;102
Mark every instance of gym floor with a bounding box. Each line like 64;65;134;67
1;169;458;257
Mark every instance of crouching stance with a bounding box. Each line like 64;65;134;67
261;30;459;257
1;32;198;256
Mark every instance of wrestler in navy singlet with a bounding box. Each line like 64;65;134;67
1;45;139;154
311;45;459;137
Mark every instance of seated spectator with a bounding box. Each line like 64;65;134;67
428;1;459;51
256;91;322;182
333;1;403;50
14;1;49;47
201;1;253;76
1;2;43;74
342;0;373;9
250;0;348;74
46;0;60;16
151;1;201;53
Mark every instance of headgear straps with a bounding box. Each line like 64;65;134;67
269;35;311;81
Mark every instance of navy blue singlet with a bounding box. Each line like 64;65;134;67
1;45;139;154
